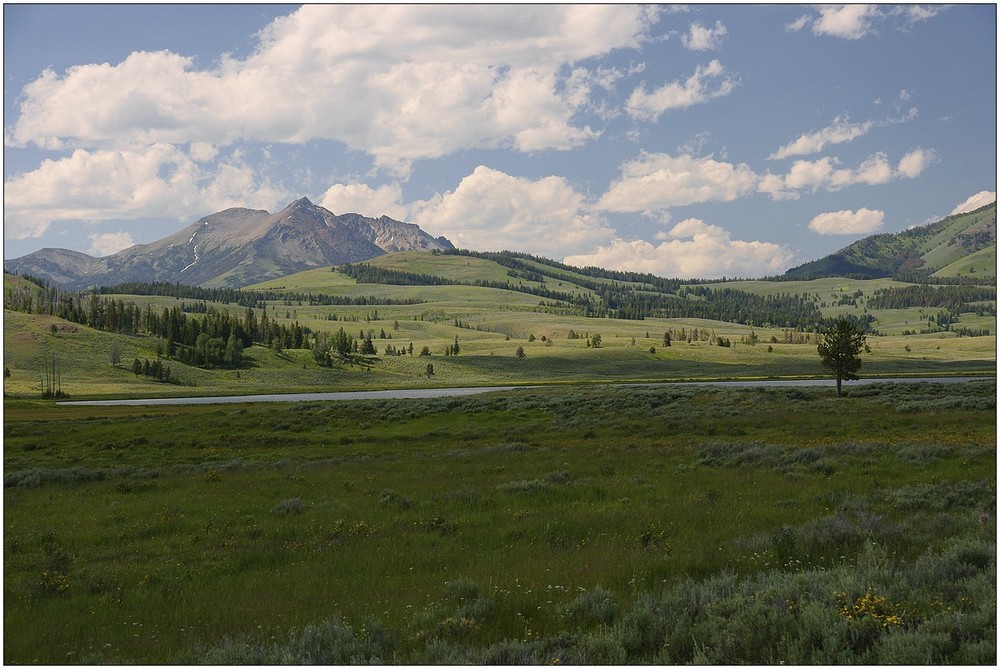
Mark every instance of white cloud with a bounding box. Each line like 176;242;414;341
787;5;941;40
808;208;885;235
3;143;291;239
319;183;408;221
682;20;728;51
597;148;920;214
677;131;711;157
783;157;838;191
625;60;737;122
563;218;793;279
4;6;660;235
767;150;927;199
597;152;758;212
810;5;880;40
892;5;948;29
896;148;936;178
756;172;799;201
408;166;613;259
87;231;135;256
6;5;659;173
769;115;874;160
951;191;997;215
848;153;894;186
785;15;811;33
189;142;219;162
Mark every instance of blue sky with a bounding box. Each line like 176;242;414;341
3;4;996;278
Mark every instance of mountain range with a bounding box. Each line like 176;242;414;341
5;199;995;289
3;198;453;290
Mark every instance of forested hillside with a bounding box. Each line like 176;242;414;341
785;202;996;279
344;249;871;331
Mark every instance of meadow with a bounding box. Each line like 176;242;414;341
3;295;995;401
3;258;996;664
3;381;995;664
3;254;996;400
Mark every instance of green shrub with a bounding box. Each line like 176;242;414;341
571;626;628;664
544;470;571;484
192;616;394;664
273;497;303;515
563;586;617;627
378;489;414;509
497;479;548;494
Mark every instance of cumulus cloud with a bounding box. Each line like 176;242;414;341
4;6;664;238
597;152;758;212
769;115;874;160
6;5;659;172
319;183;408;221
756;172;799;201
808;208;885;235
87;231;135;256
625;59;737;122
3;143;291;239
813;5;880;39
408;166;613;259
786;5;942;40
849;153;895;186
563;218;793;279
762;150;930;200
951;191;997;215
682;20;728;51
896;148;936;178
189;142;219;162
787;5;881;40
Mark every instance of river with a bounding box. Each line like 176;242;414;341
57;376;991;406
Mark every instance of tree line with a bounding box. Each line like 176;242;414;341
5;276;312;369
94;280;423;307
866;284;996;311
338;261;590;307
339;253;884;331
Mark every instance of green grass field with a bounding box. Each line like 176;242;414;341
3;262;996;664
3;382;995;664
4;304;995;400
4;256;996;400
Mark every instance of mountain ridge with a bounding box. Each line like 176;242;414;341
6;200;995;290
4;198;453;290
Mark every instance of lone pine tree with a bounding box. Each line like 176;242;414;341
818;318;870;396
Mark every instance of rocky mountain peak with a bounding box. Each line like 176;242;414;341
287;196;315;209
5;198;454;289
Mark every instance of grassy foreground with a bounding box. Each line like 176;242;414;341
3;381;995;664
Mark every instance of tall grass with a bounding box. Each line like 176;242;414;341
3;382;995;663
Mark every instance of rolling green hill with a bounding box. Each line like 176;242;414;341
785;202;996;279
4;251;995;399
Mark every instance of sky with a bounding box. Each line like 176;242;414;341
3;3;997;278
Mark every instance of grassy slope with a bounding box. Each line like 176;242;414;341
934;245;997;278
907;205;996;272
786;203;996;278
